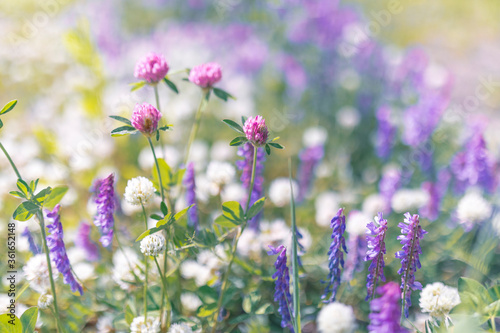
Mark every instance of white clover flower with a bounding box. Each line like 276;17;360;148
37;293;53;310
269;178;298;207
181;293;202;312
72;262;95;281
124;176;156;206
206;161;235;193
346;210;370;236
317;302;356;333
236;228;262;257
420;282;460;320
130;316;161;333
168;323;193;333
221;183;246;203
210;140;234;161
315;192;340;227
23;254;58;293
140;234;166;257
391;188;430;213
303;126;328;148
362;193;388;217
456;191;492;225
180;260;212;287
260;219;291;247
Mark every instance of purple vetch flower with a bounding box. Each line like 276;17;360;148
365;212;388;301
188;62;222;88
134;52;169;83
183;162;199;228
236;143;265;229
375;106;396;159
92;173;115;248
368;282;408;333
45;205;84;295
450;133;497;194
267;245;294;332
243;115;269;147
379;167;401;212
419;171;449;222
297;145;324;202
395;213;427;318
342;233;366;282
74;222;100;262
321;208;347;303
22;227;40;255
131;103;162;137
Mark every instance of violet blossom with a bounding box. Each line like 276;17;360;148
188;62;222;88
134;52;169;83
368;282;408;333
365;212;388;301
297;145;324;202
183;162;199;228
375;106;396;160
243;115;269;147
74;222;100;262
22;227;40;255
92;173;115;248
131;103;162;137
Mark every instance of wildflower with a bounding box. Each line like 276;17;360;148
168;323;194;333
391;189;429;213
131;103;162;137
23;254;58;293
315;192;340;227
302;126;328;148
343;211;369;281
134;52;169;83
365;213;388;300
180;293;202;312
375;106;396;159
267;245;294;332
130;316;161;333
45;205;84;295
420;282;460;323
92;173;115;248
297;145;324;202
183;162;198;227
269;177;298;208
140;234;166;257
243;115;269;147
322;208;347;303
206;161;235;192
379;166;401;212
21;227;40;255
316;302;356;333
420;169;450;221
395;213;427;318
456;190;492;229
188;62;222;88
362;194;388;218
368;282;408;333
124;176;156;206
75;222;100;261
38;293;53;310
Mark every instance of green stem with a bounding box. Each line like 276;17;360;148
0;141;22;179
288;159;301;333
141;202;149;322
183;90;209;166
154;256;171;331
401;225;417;325
210;145;258;333
148;137;166;204
36;211;62;333
491;316;497;333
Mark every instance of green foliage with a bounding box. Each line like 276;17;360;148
130;81;147;92
152;158;185;190
0;314;22;333
111;125;138;137
214;201;245;228
246;197;266;219
0;100;17;115
20;307;37;333
213;88;235;101
222;119;244;133
135;205;194;242
109;115;132;126
163;78;179;93
12;201;39;221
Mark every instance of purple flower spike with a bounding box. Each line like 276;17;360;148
395;213;427;318
131;103;162;137
243;115;269;147
45;205;84;295
368;282;408;333
188;62;222;88
267;245;294;332
75;222;100;262
365;212;388;301
92;173;115;248
379;168;401;212
134;52;169;83
297;145;324;202
22;227;40;255
183;162;199;228
375;106;396;159
321;208;347;303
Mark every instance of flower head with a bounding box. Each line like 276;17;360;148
368;282;408;333
420;282;460;322
75;222;100;261
134;52;169;83
317;302;356;333
364;212;388;300
168;323;194;333
140;233;166;257
375;106;396;159
267;245;294;332
456;190;492;229
45;205;84;295
188;62;222;88
130;316;161;333
131;103;162;137
23;253;58;293
124;176;156;206
243;115;269;147
322;208;348;303
395;213;427;318
38;293;54;310
183;162;198;227
297;145;324;202
92;173;115;248
21;227;40;255
269;177;298;208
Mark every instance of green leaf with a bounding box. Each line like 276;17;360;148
33;187;52;205
9;191;26;199
135;228;161;242
160;202;169;216
111;125;137;137
243;292;261;313
265;144;271;155
246;197;266;219
197;286;219;304
152;158;173;190
459;277;491;303
174;205;193;221
129;81;146;92
197;303;218;317
150;214;163;221
0;118;3;129
213;88;234;101
158;126;170;131
43;186;68;209
124;304;135;325
0;100;18;115
229;136;247;146
13;201;39;221
16;179;31;196
109;115;132;126
255;303;274;315
222;119;244;133
163;78;179;94
268;142;284;149
0;314;22;333
241;116;247;125
222;201;244;222
214;215;241;228
20;307;38;333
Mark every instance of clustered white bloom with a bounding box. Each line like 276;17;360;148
362;193;387;217
456;191;492;225
37;293;53;310
303;126;328;147
391;188;430;213
316;302;356;333
180;293;202;312
346;210;370;236
315;192;340;227
140;234;167;257
124;176;156;206
130;316;161;333
206;161;235;186
419;282;460;320
180;245;227;286
112;249;145;291
168;322;194;333
23;254;58;293
269;178;298;207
